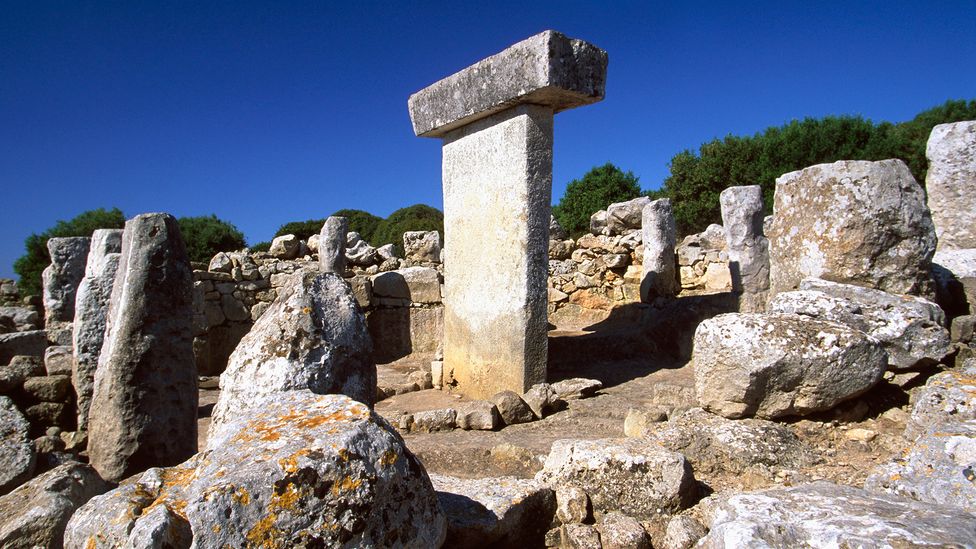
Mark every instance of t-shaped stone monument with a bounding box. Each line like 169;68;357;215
408;30;607;398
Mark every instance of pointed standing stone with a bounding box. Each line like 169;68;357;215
641;198;679;301
408;30;607;399
88;213;197;482
319;216;348;274
72;229;123;432
720;185;769;312
42;237;91;326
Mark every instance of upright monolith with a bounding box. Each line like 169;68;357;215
641;198;679;301
408;30;607;398
926;121;975;251
720;185;769;312
319;216;349;274
42;237;91;326
88;213;197;482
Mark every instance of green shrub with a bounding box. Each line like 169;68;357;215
553;163;642;237
372;204;444;250
177;215;247;263
331;209;383;243
273;219;325;242
13;207;126;296
250;241;271;252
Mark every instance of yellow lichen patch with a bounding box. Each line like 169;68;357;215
302;306;312;314
212;524;221;534
233;486;251;506
379;449;398;468
330;475;363;496
338;448;351;462
245;482;305;548
278;448;312;474
86;537;97;549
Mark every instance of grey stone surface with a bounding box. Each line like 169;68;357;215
66;392;446;548
560;524;601;548
597;512;651;549
551;378;602;400
42;236;91;324
769;278;951;370
536;438;696;519
768;159;936;296
455;400;500;430
693;312;887;419
607;196;652;235
933;248;976;315
663;515;707;549
491;390;535;426
212;271;375;434
208;251;232;273
905;361;976;440
0;307;39;332
0;356;44;395
319;215;348;274
88;213;197;482
556;485;590;524
408;30;607;137
0;462;110;548
641;198;679;301
0;396;35;496
699;482;976;548
345;232;379;266
522;382;556;419
431;474;555;548
926;120;976;250
411;408;457;433
403;230;441;263
23;375;70;403
589;209;608;235
268;233;300;259
720;185;769;312
43;345;73;375
370;266;441;304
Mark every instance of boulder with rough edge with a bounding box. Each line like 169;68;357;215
536;438;696;519
64;392;446;549
212;271;375;433
866;419;976;509
0;396;35;496
693;313;888;419
719;185;769;312
72;228;122;431
88;213;197;483
663;515;707;549
490;390;535;425
346;232;379;266
589;210;608;235
699;482;976;548
431;474;555;548
42;236;91;325
926;120;976;251
403;230;441;263
933;248;976;316
208;251;232;273
370;266;441;303
551;378;602;400
597;512;651;549
0;462;110;548
767;159;936;296
0;307;39;332
768;278;951;370
905;361;976;440
607;196;652;235
268;234;300;259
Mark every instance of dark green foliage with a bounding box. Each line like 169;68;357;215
177;215;247;263
331;209;383;243
13;207;126;296
372;204;444;249
273;219;325;242
250;241;271;252
553;163;642;236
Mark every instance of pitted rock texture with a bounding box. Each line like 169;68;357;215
431;474;555;548
767;159;936;296
0;462;110;548
769;278;951;370
699;482;976;548
719;184;769;312
42;236;91;324
536;438;695;519
926;120;976;250
64;392;446;549
402;231;441;263
0;396;35;496
88;213;197;482
212;271;375;433
905;361;976;440
319;216;348;274
607;196;651;235
693;313;887;419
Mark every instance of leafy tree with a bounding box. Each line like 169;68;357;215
331;209;383;243
250;241;271;252
177;215;247;263
552;163;642;237
13;207;126;296
273;219;325;242
372;204;444;250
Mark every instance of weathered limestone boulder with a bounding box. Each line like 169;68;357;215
455;400;500;430
268;234;300;259
212;271;375;433
346;232;379;266
208;251;232;273
926;120;976;250
607;196;651;235
641;198;679;301
905;361;976;440
88;213;197;482
767;159;936;296
536;438;696;519
71;228;122;431
43;345;73;375
0;356;44;395
699;482;976;548
0;397;34;495
370;266;441;304
403;230;441;262
663;515;708;549
719;185;769;312
590;210;608;235
769;278;951;370
0;307;39;332
65;392;446;548
431;474;555;547
0;462;110;548
491;390;535;425
693;313;887;419
42;236;91;325
866;419;976;509
597;512;651;549
319;215;348;274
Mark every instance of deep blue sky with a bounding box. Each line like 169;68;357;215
2;1;975;280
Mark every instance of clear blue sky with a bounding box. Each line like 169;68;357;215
2;1;974;280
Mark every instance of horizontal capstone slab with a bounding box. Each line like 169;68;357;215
408;30;607;137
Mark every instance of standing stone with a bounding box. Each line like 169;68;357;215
87;213;197;482
719;185;769;312
319;215;348;274
408;30;607;398
42;237;91;325
926;120;976;251
767;160;936;296
641;198;679;301
71;229;122;432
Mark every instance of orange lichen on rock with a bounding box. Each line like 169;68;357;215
380;449;398;468
245;482;304;548
330;475;364;496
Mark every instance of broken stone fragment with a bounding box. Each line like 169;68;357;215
0;397;35;496
491;390;535;426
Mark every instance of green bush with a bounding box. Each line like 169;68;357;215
552;163;642;237
273;219;325;242
250;241;271;253
13;207;126;296
372;204;444;250
177;215;247;263
331;209;383;243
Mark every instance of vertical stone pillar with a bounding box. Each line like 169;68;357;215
720;185;770;312
408;30;607;399
640;199;679;302
42;236;91;326
926;121;975;251
72;229;123;431
319;216;348;274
